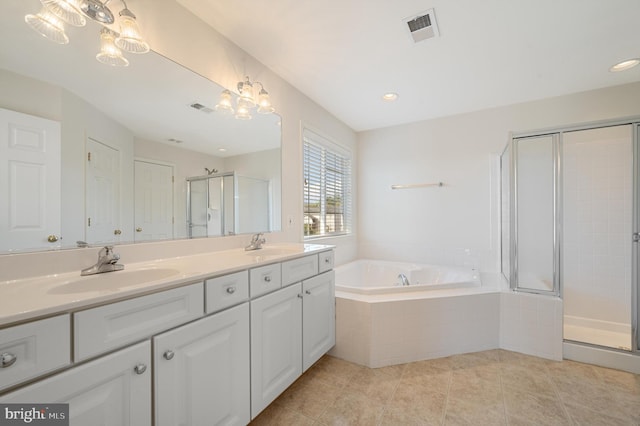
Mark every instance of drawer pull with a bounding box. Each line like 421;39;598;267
297;294;303;299
226;286;236;294
324;258;331;264
1;352;17;368
264;276;271;283
134;364;147;375
163;350;175;360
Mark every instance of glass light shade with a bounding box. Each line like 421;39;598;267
96;28;129;67
40;0;86;26
235;104;252;120
215;90;235;114
115;9;150;54
237;79;255;107
25;9;69;44
609;59;640;72
257;88;274;114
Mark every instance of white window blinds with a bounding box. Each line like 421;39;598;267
303;130;352;238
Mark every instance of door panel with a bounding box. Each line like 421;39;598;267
86;138;120;244
134;160;173;241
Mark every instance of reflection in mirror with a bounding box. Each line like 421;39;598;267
0;1;281;254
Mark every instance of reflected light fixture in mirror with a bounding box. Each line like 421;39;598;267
24;0;149;67
215;76;275;120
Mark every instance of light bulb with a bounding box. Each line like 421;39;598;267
235;104;252;120
40;0;86;26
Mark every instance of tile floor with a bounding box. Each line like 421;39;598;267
250;350;640;425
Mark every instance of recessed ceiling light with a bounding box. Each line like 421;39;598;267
218;148;227;152
382;92;399;102
609;58;640;72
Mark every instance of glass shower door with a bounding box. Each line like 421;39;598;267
562;125;633;350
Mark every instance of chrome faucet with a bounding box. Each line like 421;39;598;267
245;233;266;251
81;246;124;276
398;273;410;286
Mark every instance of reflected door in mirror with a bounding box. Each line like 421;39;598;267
85;138;121;245
134;160;174;242
0;108;61;251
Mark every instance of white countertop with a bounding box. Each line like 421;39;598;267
0;243;332;327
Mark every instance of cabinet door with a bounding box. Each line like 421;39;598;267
154;303;250;426
250;283;302;419
302;271;336;371
0;341;151;426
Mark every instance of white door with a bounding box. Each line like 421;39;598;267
250;283;302;419
0;341;152;426
0;108;61;251
302;271;336;371
154;303;250;426
86;138;120;244
134;160;174;242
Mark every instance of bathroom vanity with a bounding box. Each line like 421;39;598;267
0;244;335;425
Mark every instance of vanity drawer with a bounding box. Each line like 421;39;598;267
318;251;334;273
282;255;319;286
0;314;70;391
74;283;204;361
249;264;282;297
205;271;249;314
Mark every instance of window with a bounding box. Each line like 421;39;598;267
303;129;352;238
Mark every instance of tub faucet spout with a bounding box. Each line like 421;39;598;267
398;273;410;286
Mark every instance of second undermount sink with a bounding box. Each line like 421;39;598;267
48;268;182;295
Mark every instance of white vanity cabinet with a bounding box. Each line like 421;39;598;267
154;302;250;426
302;270;336;372
0;341;152;426
250;251;336;419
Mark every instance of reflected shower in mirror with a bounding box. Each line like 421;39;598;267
0;0;282;254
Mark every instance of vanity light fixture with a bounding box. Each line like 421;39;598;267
609;58;640;72
214;76;276;120
24;0;150;67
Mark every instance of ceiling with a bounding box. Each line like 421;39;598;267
177;0;640;132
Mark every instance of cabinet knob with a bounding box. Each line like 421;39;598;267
163;350;175;360
297;294;303;299
114;229;122;235
134;364;147;375
136;227;143;232
324;258;331;264
1;352;17;368
264;275;271;283
305;290;312;295
47;235;59;243
226;286;236;294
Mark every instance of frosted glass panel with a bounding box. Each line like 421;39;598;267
562;125;632;350
501;145;511;282
516;135;554;292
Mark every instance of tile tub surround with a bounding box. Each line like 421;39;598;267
250;350;640;425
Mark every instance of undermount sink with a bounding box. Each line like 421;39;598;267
48;268;181;294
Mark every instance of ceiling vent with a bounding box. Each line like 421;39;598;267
404;9;439;43
189;102;213;113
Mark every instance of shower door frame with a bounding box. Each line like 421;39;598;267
186;171;235;238
506;116;640;353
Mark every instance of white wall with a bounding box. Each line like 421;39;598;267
357;81;640;274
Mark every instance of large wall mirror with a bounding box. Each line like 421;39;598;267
0;1;282;253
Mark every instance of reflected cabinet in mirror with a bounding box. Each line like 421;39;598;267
0;1;282;253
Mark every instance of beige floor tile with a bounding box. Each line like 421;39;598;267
448;377;502;406
504;386;572;426
317;393;385;426
444;398;506;426
276;378;342;419
390;380;447;424
344;365;403;404
250;401;316;426
500;364;558;399
450;351;501;371
379;407;438;426
563;401;636;426
403;356;453;376
303;355;361;388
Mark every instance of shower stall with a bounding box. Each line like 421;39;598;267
187;172;271;238
501;118;640;354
